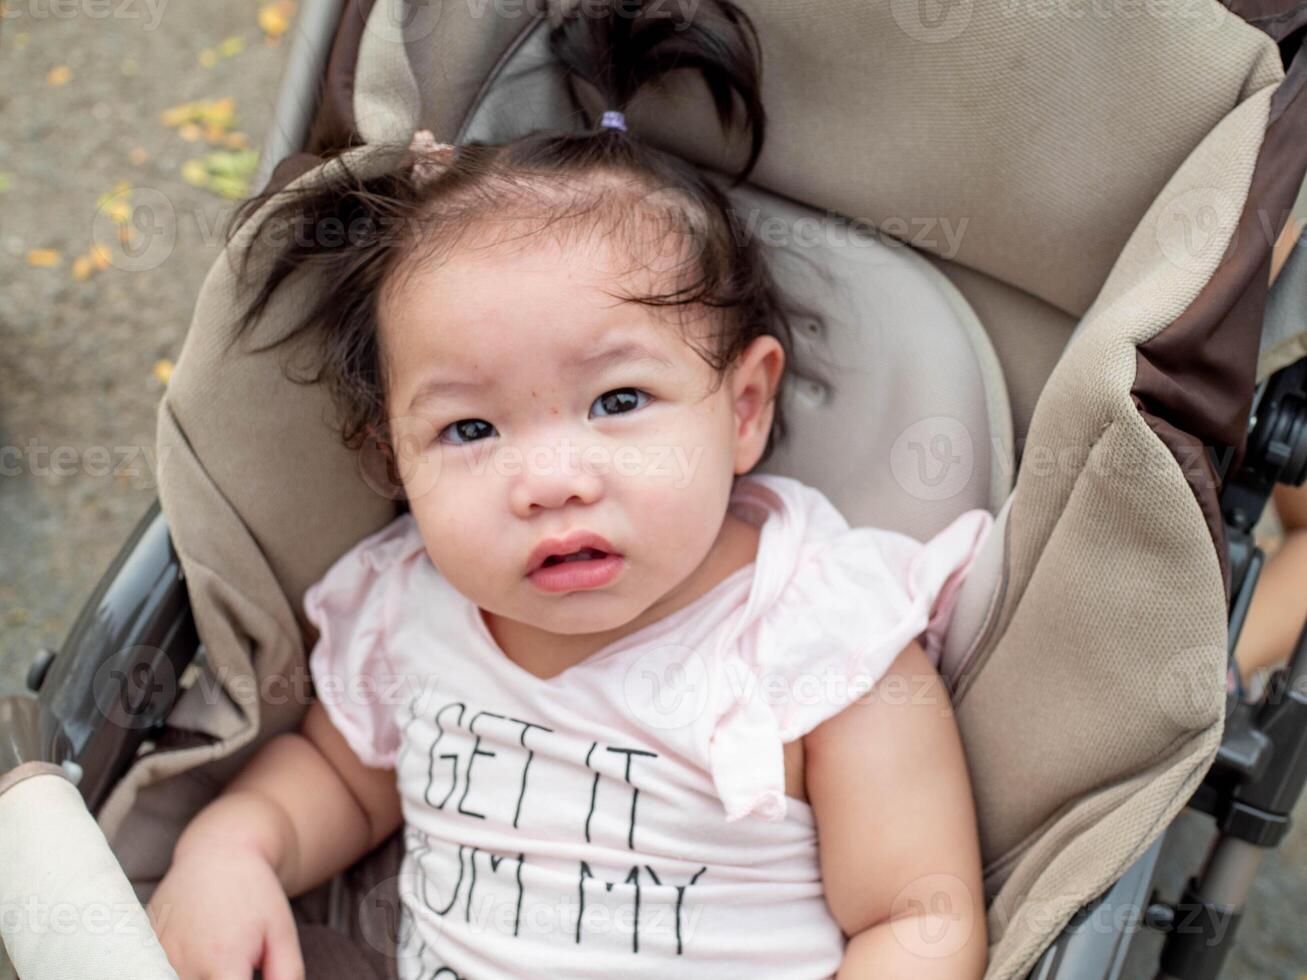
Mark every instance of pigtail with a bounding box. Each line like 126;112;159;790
222;152;422;458
549;0;767;184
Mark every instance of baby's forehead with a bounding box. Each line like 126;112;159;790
386;227;710;344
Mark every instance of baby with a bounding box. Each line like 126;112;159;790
148;1;992;977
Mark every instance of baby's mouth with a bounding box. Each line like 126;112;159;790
525;536;626;592
540;547;610;567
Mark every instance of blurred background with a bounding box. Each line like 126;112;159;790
0;4;1304;978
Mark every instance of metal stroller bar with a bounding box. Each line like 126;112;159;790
252;0;347;195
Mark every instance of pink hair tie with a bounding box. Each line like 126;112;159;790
408;129;456;184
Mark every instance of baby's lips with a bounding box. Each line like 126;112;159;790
524;531;618;575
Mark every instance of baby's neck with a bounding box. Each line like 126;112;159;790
482;511;761;681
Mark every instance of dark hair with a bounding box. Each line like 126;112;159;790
226;0;814;502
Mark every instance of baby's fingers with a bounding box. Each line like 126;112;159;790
259;914;306;980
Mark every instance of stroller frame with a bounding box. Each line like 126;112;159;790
4;1;1307;977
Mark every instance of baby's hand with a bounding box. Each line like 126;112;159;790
147;843;304;980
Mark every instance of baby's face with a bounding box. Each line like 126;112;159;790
379;226;780;637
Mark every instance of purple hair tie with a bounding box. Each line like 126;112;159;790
600;110;627;132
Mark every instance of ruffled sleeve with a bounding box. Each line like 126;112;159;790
707;496;994;823
303;513;426;769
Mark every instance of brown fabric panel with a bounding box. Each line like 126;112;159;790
1131;46;1307;602
257;0;378;197
1225;0;1307;41
266;151;328;195
299;924;386;980
306;0;379;155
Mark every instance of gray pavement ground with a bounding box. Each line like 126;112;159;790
0;5;1304;980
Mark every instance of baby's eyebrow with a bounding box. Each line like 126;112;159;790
568;340;673;375
406;377;482;414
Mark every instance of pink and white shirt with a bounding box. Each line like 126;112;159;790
305;473;992;980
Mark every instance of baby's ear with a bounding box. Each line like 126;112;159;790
358;420;409;503
732;335;785;473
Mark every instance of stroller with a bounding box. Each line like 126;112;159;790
2;0;1307;977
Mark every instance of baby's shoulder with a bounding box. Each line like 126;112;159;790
304;511;432;622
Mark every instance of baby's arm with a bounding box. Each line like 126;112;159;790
148;701;402;978
805;640;988;979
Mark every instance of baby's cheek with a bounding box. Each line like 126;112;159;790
633;479;725;561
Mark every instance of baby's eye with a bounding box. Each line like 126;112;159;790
590;388;652;419
437;419;496;445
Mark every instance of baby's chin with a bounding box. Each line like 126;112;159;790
511;589;656;638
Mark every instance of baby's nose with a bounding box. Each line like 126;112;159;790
508;441;604;515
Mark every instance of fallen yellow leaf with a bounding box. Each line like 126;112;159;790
218;36;245;58
223;132;250;149
72;256;94;281
161;102;195;127
46;65;72;86
202;97;236;127
179;149;259;200
162;97;239;142
153;359;174;384
27;248;62;268
129;146;149;165
257;0;294;40
105;198;131;225
89;245;112;270
198;48;218;68
180;159;208;186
